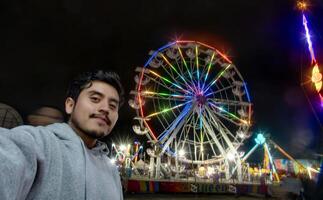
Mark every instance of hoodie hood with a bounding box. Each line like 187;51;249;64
46;123;109;155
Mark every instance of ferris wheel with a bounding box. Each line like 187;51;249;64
130;41;252;169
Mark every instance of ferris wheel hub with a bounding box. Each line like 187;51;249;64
195;93;207;106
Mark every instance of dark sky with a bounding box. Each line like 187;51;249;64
0;0;323;158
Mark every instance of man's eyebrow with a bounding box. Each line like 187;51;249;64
88;90;104;97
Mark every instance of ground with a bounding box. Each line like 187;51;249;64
125;193;275;200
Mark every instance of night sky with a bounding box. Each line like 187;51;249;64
0;0;323;159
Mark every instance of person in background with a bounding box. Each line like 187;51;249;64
0;69;124;200
26;106;64;126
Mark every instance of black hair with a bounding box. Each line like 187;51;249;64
66;70;125;107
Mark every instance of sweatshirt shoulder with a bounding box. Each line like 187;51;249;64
10;125;54;137
8;125;54;145
10;123;68;137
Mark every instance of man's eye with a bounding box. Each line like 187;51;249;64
90;97;100;102
110;104;117;110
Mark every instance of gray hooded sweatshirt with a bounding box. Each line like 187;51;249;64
0;123;123;200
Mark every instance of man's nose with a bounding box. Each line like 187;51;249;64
99;101;110;113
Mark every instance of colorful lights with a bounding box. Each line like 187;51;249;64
160;53;196;93
202;52;215;90
264;143;280;181
195;45;200;83
132;40;252;169
157;103;192;142
177;45;193;81
148;69;188;93
303;14;316;64
299;3;323;107
146;101;192;118
209;102;249;125
297;1;309;11
312;64;322;92
141;91;187;99
255;133;266;145
203;64;232;93
110;142;144;165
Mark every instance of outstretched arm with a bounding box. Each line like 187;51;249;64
0;127;42;199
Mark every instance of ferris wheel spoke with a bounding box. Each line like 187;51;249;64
204;83;236;98
202;124;219;158
176;111;195;151
211;112;237;140
177;45;195;84
160;106;194;144
160;105;194;153
208;106;242;127
195;45;201;89
159;64;190;92
173;55;198;93
200;115;227;158
208;101;249;126
179;130;190;151
139;91;190;102
156;116;168;134
146;100;192;119
201;52;216;90
146;69;192;94
208;98;251;107
205;107;239;151
209;106;243;127
159;52;197;93
158;103;193;143
191;112;202;144
205;106;242;147
143;73;188;95
188;113;202;161
143;95;189;102
203;64;232;93
206;108;234;138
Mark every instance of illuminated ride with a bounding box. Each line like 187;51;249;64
297;1;323;106
242;133;320;182
129;40;252;181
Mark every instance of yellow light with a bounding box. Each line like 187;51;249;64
312;64;322;92
120;144;126;151
297;1;308;11
312;64;322;83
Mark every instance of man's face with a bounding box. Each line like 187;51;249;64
65;81;119;139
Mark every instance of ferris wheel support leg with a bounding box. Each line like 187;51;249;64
155;156;161;179
201;113;231;181
236;158;242;182
205;107;242;182
149;157;155;178
225;161;230;181
247;163;251;182
175;140;179;179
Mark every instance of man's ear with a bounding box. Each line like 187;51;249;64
65;97;75;114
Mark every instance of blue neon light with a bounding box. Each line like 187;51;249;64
144;42;176;67
255;133;266;145
243;82;251;102
158;103;192;141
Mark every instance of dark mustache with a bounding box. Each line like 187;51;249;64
89;114;111;125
